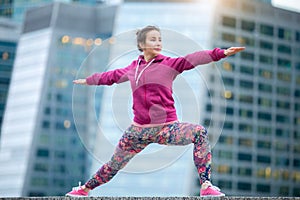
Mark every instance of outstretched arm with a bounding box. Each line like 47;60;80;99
224;47;245;56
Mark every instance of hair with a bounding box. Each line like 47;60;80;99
136;25;161;52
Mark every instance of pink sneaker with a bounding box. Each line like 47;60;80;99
65;182;89;197
200;180;225;197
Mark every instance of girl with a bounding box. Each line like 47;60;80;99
66;25;245;197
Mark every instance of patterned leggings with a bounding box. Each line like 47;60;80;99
85;122;211;189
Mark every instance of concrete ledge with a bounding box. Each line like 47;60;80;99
1;197;300;200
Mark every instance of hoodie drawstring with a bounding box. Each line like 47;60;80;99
134;58;155;86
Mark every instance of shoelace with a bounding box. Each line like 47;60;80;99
209;185;221;191
72;181;82;191
203;181;221;191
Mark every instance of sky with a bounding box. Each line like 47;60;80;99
272;0;300;12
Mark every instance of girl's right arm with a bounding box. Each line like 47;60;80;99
73;61;136;86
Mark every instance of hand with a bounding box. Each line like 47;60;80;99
73;79;87;85
224;47;246;56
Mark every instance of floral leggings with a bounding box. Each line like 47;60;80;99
85;122;211;189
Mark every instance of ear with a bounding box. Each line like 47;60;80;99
139;42;145;51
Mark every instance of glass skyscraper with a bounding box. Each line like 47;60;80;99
0;18;19;139
210;0;300;196
0;2;117;196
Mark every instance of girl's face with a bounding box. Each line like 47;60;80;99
140;30;162;57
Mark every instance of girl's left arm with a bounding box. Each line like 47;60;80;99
173;47;245;73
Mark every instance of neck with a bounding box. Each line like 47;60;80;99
144;53;157;62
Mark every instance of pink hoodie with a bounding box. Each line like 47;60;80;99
86;48;226;125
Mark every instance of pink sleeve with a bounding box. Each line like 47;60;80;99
86;63;134;85
172;48;226;73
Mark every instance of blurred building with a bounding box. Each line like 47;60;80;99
0;18;19;139
89;0;300;197
0;2;117;196
209;0;300;196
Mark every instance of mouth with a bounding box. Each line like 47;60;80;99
154;48;162;51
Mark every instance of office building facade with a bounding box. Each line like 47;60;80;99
0;18;19;139
0;2;117;196
209;0;300;196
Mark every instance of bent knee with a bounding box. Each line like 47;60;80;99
193;125;208;143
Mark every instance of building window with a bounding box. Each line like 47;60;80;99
279;187;289;196
42;120;50;129
258;126;272;136
276;114;290;123
277;58;291;68
296;103;300;112
277;72;291;82
218;180;232;189
258;112;272;121
34;163;49;172
239;94;253;104
239;109;253;118
294;159;300;167
257;140;271;150
260;24;274;36
276;128;290;138
36;148;49;158
259;69;273;79
222;33;235;43
238;36;254;47
239;138;252;147
240;80;253;89
240;65;254;75
223;107;234;115
223;77;234;86
206;104;213;112
296;75;300;85
257;184;271;193
217;165;232;174
276;100;290;110
219;135;233;144
277;86;290;96
241;52;254;61
258;83;272;93
258;97;272;108
238;152;252;161
275;142;289;152
278;44;291;54
295;90;300;98
278;27;292;41
296;31;300;42
259;55;273;65
241;20;255;32
238;182;252;191
219;150;233;159
260;40;273;50
223;121;234;129
294;188;300;196
238;167;252;177
222;62;235;71
276;157;290;167
257;155;271;164
239;123;253;133
31;177;48;186
222;16;236;28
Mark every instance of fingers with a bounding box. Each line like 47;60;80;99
73;79;87;85
225;47;246;56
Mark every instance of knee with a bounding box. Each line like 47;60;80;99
193;125;208;143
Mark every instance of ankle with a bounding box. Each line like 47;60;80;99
81;185;91;193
